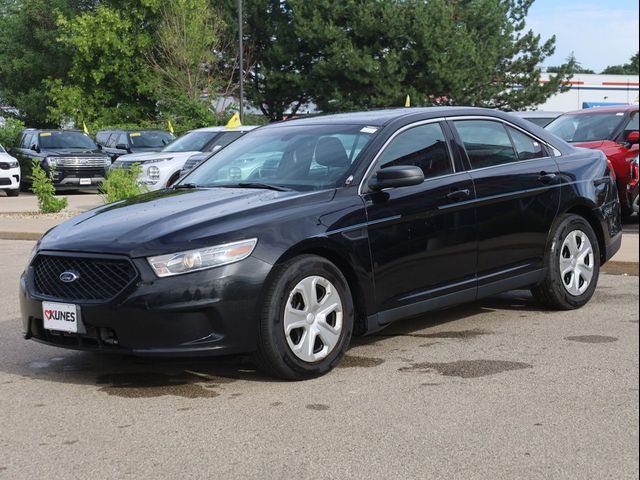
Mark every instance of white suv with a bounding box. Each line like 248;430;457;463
111;126;257;191
0;144;20;197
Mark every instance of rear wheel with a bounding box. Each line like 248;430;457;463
255;255;354;380
532;214;600;310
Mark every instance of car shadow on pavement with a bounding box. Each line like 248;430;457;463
1;290;548;393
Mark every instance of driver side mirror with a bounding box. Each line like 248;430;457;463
31;144;39;153
626;130;639;145
115;143;130;153
368;165;424;191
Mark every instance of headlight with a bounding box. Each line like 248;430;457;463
45;157;57;167
8;160;19;168
144;157;173;164
147;166;160;180
147;238;258;277
104;157;111;167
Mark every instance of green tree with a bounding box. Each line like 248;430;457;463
409;0;575;110
243;0;313;121
251;0;575;114
601;52;639;75
146;0;230;131
45;1;160;127
547;53;594;74
0;0;91;127
289;0;410;113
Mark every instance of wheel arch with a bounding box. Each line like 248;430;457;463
562;202;607;265
268;238;370;336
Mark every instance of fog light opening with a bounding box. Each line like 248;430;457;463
99;328;119;345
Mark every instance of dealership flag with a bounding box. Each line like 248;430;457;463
225;113;242;128
405;95;411;107
82;121;89;134
167;119;175;134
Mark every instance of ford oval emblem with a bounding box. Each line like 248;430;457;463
59;271;79;283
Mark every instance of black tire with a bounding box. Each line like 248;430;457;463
5;189;19;197
532;214;600;310
254;255;354;380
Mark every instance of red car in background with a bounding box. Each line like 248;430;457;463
546;105;639;217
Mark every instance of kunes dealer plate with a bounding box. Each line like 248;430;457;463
42;301;80;333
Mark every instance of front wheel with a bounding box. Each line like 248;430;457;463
532;214;600;310
255;255;354;380
5;189;19;197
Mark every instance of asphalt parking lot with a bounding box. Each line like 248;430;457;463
0;239;638;480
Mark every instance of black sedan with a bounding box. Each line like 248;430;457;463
20;107;622;380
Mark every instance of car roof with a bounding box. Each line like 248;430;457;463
191;126;259;133
23;129;85;133
264;107;538;127
97;128;172;133
562;105;638;115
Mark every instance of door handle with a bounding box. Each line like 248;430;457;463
538;172;557;184
446;189;471;201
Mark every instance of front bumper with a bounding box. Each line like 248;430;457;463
0;168;20;189
49;168;107;190
20;253;272;356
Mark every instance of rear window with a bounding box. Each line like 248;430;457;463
546;112;626;143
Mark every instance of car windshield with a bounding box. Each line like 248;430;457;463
39;131;97;149
162;131;220;152
545;112;627;143
129;131;174;148
181;124;377;191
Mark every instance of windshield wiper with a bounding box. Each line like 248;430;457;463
173;183;200;190
219;182;293;192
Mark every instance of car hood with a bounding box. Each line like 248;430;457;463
44;149;107;157
40;187;334;257
117;151;198;162
0;152;17;162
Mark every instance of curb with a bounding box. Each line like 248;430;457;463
601;261;639;277
0;232;43;241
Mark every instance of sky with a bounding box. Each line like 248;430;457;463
526;0;639;72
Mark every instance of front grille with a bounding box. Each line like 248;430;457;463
0;178;10;186
57;157;108;168
32;255;137;302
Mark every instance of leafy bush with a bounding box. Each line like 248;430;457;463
99;163;146;203
31;160;68;213
0;117;26;149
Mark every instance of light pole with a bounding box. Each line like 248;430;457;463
238;0;244;124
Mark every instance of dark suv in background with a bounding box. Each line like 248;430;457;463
96;129;175;162
13;129;111;191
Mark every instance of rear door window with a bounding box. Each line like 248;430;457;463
453;120;518;169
